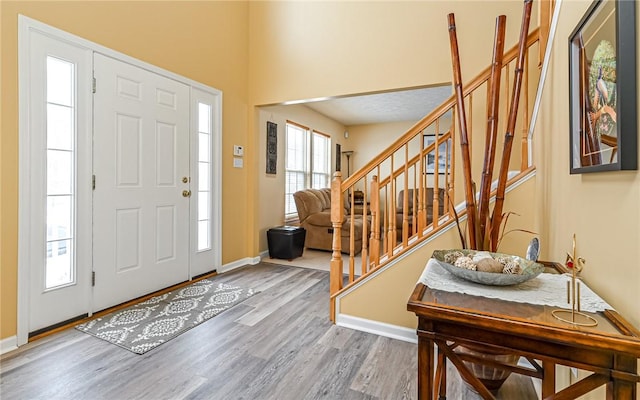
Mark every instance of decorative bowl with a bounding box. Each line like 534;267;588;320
431;249;544;286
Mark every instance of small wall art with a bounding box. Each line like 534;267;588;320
266;121;277;174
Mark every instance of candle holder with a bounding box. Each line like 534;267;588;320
552;234;598;327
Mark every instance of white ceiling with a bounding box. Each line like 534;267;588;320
302;85;452;126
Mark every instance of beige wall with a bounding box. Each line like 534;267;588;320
1;1;250;339
339;175;538;327
256;104;346;252
535;0;640;329
248;1;531;106
347;121;419;173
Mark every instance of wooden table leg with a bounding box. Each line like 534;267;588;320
418;335;434;400
606;354;637;400
542;361;555;399
438;350;447;400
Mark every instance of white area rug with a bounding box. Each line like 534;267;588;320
76;280;255;354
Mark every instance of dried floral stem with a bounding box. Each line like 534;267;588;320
448;13;478;249
478;15;507;248
489;0;533;251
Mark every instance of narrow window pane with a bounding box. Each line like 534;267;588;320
285;194;296;216
198;192;210;221
46;240;73;288
47;104;73;150
47;196;72;241
198;103;211;134
198;221;210;250
198;162;210;191
47;150;73;195
47;57;74;106
199;133;210;162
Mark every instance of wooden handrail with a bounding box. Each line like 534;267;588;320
378;131;452;187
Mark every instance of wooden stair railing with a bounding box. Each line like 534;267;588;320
329;28;541;322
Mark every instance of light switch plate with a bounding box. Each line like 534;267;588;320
233;145;244;156
233;157;243;168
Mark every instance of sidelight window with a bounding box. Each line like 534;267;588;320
197;102;212;251
45;56;76;289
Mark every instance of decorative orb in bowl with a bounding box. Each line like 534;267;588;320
432;249;544;286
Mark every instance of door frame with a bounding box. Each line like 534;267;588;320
17;15;222;346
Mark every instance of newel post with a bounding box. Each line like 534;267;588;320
329;172;343;321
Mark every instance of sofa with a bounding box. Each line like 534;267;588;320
293;188;366;254
395;188;445;240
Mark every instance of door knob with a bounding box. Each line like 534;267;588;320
182;190;191;197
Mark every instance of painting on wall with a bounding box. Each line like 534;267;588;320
569;0;637;173
266;121;277;174
335;143;341;172
423;134;451;175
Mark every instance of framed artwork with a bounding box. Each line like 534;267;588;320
569;0;637;173
423;134;451;174
266;121;277;174
335;143;341;172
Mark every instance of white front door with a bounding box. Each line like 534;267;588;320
25;31;93;333
92;54;191;311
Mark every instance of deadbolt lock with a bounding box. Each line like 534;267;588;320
182;190;191;198
182;177;189;183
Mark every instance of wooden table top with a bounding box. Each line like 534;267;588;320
408;262;640;357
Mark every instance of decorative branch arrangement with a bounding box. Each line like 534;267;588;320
448;0;533;252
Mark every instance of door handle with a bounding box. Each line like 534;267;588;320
182;190;191;198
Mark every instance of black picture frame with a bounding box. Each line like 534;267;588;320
569;0;637;174
266;121;277;174
335;143;341;172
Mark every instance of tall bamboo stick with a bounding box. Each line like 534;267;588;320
448;13;478;249
477;15;506;249
490;0;533;250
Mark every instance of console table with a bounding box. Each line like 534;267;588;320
407;259;640;400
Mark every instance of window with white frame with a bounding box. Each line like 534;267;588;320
45;56;76;289
284;122;331;219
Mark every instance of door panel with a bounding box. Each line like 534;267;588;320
92;53;190;311
27;32;92;332
190;88;221;277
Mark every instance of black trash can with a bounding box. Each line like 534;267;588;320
267;226;306;260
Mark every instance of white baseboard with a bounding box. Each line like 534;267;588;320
336;314;417;344
1;336;18;355
217;256;261;274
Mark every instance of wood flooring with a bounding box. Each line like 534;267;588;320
0;262;537;399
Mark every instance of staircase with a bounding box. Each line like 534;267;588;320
328;27;544;322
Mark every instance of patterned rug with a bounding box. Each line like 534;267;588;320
75;280;255;354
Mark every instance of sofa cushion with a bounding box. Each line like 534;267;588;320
305;211;334;226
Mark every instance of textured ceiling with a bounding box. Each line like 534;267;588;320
304;85;452;126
